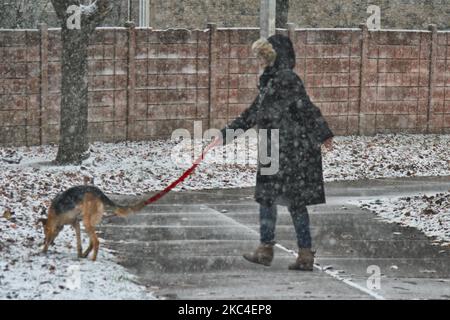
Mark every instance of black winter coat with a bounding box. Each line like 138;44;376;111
220;35;334;208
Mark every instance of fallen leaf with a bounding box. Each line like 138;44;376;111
3;210;13;220
422;208;436;215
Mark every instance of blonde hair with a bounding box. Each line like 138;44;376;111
252;38;277;66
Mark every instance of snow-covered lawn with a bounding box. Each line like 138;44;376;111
0;245;153;300
1;133;449;299
323;134;450;181
357;193;450;246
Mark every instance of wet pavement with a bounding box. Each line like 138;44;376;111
99;176;450;300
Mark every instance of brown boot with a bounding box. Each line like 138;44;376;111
243;244;274;266
289;248;315;271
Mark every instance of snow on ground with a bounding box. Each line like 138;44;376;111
0;243;153;300
323;134;450;181
357;193;450;247
1;133;450;299
0;193;154;300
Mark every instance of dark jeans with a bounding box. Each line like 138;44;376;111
260;203;312;249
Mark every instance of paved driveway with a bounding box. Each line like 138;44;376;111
99;176;450;300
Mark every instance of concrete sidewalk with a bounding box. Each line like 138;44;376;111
99;176;450;300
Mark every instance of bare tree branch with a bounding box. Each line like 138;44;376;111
51;0;111;30
51;0;80;21
82;0;113;31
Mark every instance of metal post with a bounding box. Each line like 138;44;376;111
260;0;276;39
128;0;132;22
139;0;150;27
427;24;438;134
39;23;49;145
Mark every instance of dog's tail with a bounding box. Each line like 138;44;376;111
98;191;146;217
113;201;146;217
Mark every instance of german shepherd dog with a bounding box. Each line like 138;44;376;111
40;186;145;261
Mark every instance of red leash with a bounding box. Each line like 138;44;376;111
143;139;220;206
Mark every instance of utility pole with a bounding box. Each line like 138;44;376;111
139;0;150;27
127;0;132;21
260;0;276;38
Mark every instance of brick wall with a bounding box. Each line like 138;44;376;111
130;28;210;140
434;31;450;134
294;28;362;136
0;25;449;146
0;29;41;145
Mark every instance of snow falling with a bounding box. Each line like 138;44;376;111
1;133;450;299
1;0;450;302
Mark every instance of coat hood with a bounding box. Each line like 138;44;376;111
259;34;296;88
267;34;296;70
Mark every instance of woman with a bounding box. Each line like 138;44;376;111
216;34;334;271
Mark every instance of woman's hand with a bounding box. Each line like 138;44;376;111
211;135;223;148
323;137;333;152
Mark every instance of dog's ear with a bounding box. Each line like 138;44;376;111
38;218;48;226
